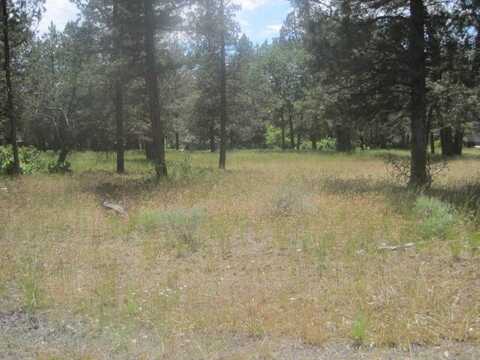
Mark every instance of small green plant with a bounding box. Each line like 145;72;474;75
449;240;463;260
351;311;367;346
413;196;456;240
21;258;42;313
467;232;480;255
124;291;140;317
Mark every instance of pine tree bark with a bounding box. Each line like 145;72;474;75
440;127;454;157
1;0;20;174
408;0;428;187
113;0;125;173
335;124;352;152
143;0;167;177
218;0;227;169
175;132;180;151
453;128;463;156
430;132;435;154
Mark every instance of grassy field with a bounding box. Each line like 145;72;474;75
1;150;480;359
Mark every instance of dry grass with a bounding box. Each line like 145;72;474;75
1;150;479;358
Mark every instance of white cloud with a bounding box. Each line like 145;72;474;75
233;0;273;11
39;0;79;33
265;24;281;33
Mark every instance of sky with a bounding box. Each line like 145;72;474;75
38;0;292;44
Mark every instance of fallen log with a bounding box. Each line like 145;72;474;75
102;200;128;217
377;242;415;251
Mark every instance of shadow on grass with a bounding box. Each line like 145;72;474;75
79;165;221;202
322;176;417;214
322;175;480;217
428;183;480;217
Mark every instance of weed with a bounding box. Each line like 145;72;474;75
271;184;312;217
20;257;42;314
133;207;206;256
352;311;368;346
467;232;480;255
413;196;456;240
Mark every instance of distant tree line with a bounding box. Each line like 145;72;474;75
1;0;480;187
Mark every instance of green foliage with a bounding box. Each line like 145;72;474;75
468;233;480;255
316;137;336;151
167;154;193;180
0;146;45;175
265;125;283;148
48;160;72;174
351;311;367;345
21;257;42;314
413;196;456;240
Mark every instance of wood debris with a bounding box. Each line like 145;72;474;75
102;201;128;217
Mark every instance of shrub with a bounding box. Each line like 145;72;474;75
317;137;336;151
413;196;456;240
468;233;480;255
48;160;72;174
134;208;206;254
168;154;193;180
0;146;47;175
265;125;283;149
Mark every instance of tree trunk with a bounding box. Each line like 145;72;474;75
175;132;180;151
113;0;125;173
296;133;301;150
281;109;286;150
143;0;167;177
218;0;227;170
1;0;20;174
440;127;454;157
311;136;317;150
288;107;295;149
56;112;70;165
453;128;463;156
430;132;435;154
335;124;352;152
408;0;428;187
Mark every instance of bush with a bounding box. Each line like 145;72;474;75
168;154;193;180
133;208;206;254
316;137;336;151
0;146;46;175
413;196;456;240
265;125;283;149
48;160;72;174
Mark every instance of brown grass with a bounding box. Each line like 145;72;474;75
0;150;479;358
